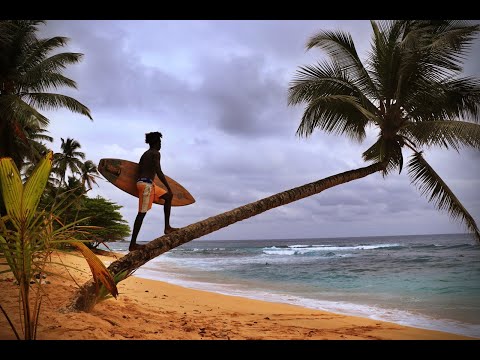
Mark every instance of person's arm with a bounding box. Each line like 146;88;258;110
153;151;172;192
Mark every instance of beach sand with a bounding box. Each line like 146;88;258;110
0;250;475;340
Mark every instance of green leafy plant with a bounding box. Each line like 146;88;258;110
0;151;118;340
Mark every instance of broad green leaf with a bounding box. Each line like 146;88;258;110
0;157;23;224
22;151;53;224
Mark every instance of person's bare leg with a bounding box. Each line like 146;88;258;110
129;212;146;251
162;193;179;234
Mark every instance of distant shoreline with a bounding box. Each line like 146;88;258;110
114;232;473;243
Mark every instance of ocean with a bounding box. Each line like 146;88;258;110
103;233;480;338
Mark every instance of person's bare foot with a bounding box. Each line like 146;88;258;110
164;227;179;235
129;244;146;252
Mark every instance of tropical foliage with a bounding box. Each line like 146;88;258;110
0;20;92;169
288;20;480;241
0;19;130;329
0;152;118;339
66;196;131;248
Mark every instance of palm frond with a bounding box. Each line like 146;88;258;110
426;22;480;72
296;95;375;142
398;21;478;80
288;62;351;104
401;120;480;151
439;77;480;122
19;36;71;72
306;29;379;99
19;52;82;92
368;20;480;113
368;20;402;98
407;152;480;242
404;77;480;123
20;72;77;93
19;116;54;156
288;60;378;116
24;93;92;119
0;95;50;126
25;131;53;143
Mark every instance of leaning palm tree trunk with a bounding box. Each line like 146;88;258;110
69;161;386;312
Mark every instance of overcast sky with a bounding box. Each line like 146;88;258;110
36;20;480;242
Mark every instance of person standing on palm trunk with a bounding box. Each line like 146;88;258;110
129;131;178;252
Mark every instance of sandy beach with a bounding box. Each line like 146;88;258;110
0;250;475;340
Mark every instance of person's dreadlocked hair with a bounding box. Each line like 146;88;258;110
145;131;162;145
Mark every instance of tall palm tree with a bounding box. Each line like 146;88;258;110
0;20;92;169
69;20;480;312
54;137;85;188
79;160;100;191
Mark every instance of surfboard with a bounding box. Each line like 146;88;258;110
98;158;195;207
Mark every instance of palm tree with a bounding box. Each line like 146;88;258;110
54;137;86;188
69;20;480;312
0;20;92;169
288;20;480;240
79;160;101;191
69;161;387;311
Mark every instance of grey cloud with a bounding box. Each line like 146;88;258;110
192;54;290;137
41;21;299;139
40;21;192;117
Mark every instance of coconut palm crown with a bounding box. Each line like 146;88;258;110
288;20;480;241
54;137;86;187
79;160;100;191
0;20;92;168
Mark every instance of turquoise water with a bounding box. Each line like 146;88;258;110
105;233;480;338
